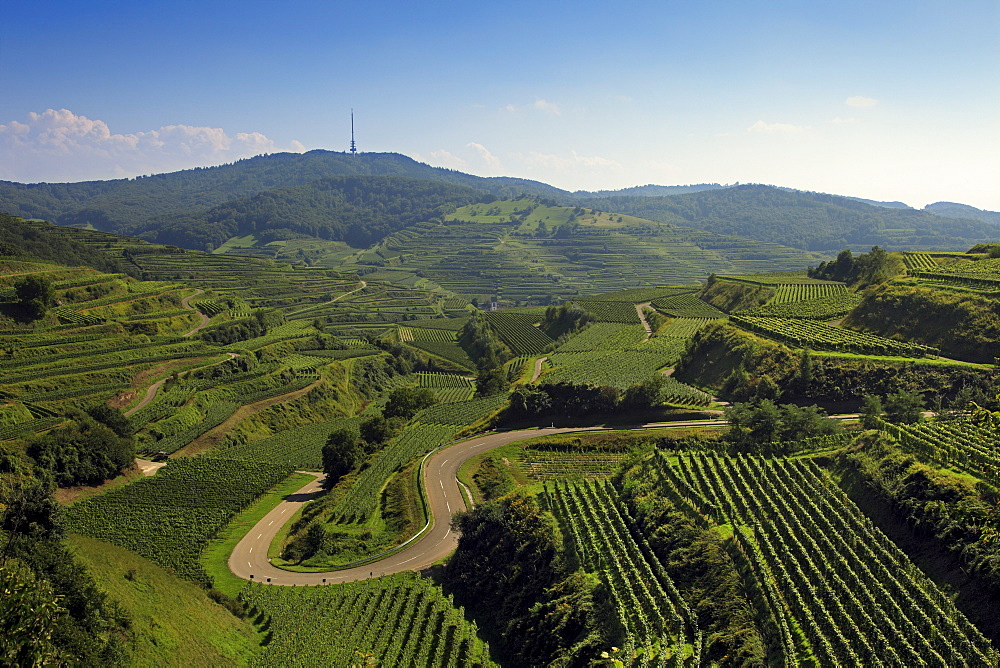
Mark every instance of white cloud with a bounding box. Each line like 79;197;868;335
500;98;562;115
533;99;561;115
846;96;878;108
0;109;305;182
520;150;622;172
747;120;808;134
416;148;470;171
831;117;860;125
467;142;503;170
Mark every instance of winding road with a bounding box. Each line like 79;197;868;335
180;288;211;337
228;420;729;586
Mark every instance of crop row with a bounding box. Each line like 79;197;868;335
543;350;691;393
555;323;647;353
545;479;700;663
519;449;631;481
397;327;452;343
731;316;938;357
67;457;293;586
655;318;712;339
416;372;474;389
657;452;995;666
405;341;475;370
738;292;864;320
241;573;496;667
650;294;726;319
573;300;642;324
768;283;848;304
901;253;938;271
332;423;458;522
209;416;367;470
483;311;554;355
876;417;1000;487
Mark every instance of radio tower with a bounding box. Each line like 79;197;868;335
350;109;357;154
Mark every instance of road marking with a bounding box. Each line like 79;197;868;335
249;547;253;553
439;480;444;489
248;562;251;567
442;458;449;464
446;501;451;513
400;555;418;565
257;534;262;539
268;520;273;526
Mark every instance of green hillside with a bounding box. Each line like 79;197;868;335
338;198;823;304
0;150;567;232
581;184;997;251
4;213;1000;665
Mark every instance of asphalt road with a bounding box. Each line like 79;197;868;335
228;420;732;586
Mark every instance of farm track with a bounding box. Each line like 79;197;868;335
636;301;653;340
173;378;324;457
180;288;210;337
123;290;225;417
123;352;238;417
530;356;548;382
230;419;741;586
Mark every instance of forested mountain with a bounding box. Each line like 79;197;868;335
579;184;997;251
2;153;996;255
0;213;130;274
925;201;1000;226
0;150;569;232
575;183;726;198
134;175;484;250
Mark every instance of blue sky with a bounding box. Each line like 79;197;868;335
2;1;998;209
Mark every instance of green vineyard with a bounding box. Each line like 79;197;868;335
241;573;496;667
657;452;997;666
731;316;939;357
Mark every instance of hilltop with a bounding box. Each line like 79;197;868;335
2;151;997;256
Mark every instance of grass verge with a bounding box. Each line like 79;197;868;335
200;471;318;598
70;534;262;667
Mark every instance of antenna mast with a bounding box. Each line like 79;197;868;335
350;109;357;154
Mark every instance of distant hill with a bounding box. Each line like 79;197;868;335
924;201;1000;226
0;213;130;274
0;150;570;233
577;184;997;251
2;153;997;254
575;183;727;198
133;175;484;249
845;197;912;209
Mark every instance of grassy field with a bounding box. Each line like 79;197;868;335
69;534;262;667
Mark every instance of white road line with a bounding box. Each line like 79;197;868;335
257;534;262;539
249;547;253;553
439;480;444;489
446;501;451;513
268;520;273;526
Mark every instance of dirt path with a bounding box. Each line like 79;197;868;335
286;280;367;318
530;356;548;382
180;288;211;338
123;379;168;417
122;352;238;417
636;302;653;341
135;458;167;476
173;378;323;457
